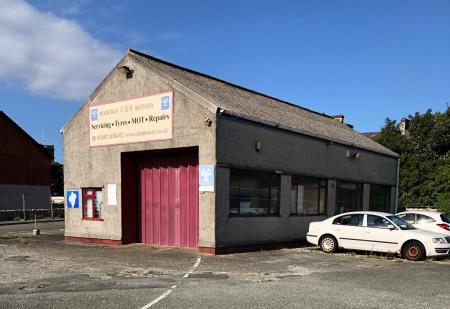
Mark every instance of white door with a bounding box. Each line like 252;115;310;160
365;215;399;253
331;214;365;250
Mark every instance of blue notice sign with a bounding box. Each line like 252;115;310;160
91;108;98;121
161;96;170;110
66;190;79;209
199;165;215;192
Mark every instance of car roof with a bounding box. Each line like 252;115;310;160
333;211;393;217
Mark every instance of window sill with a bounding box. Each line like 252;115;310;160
82;218;104;222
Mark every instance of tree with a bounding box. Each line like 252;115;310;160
51;162;64;196
375;107;450;214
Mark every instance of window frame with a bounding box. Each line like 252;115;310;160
367;214;393;229
332;214;364;227
416;214;436;224
82;188;103;221
229;169;281;217
290;176;327;216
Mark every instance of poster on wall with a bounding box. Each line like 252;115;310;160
199;165;215;192
89;91;173;147
107;184;117;206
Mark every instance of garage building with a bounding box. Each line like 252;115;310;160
62;49;399;253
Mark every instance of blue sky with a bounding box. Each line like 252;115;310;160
1;0;449;162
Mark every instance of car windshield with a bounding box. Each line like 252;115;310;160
441;213;450;224
387;215;416;230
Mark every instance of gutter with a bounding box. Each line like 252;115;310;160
395;157;401;212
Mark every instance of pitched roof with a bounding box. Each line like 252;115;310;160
0;111;53;160
360;132;380;139
128;49;397;157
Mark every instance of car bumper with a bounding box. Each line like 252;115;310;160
306;234;319;246
428;246;450;257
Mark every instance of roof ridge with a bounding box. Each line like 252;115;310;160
128;49;335;120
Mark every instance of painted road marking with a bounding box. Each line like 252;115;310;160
140;287;176;309
184;256;202;278
139;256;202;309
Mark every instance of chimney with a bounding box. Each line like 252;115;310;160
332;115;345;123
399;118;410;136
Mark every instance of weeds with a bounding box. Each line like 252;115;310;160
0;233;18;240
337;257;351;263
19;235;29;244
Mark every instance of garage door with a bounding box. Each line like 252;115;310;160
138;151;198;248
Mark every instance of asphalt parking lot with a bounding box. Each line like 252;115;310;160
0;222;449;309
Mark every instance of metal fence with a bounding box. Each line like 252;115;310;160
0;193;64;222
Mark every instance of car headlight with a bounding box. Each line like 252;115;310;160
432;238;446;244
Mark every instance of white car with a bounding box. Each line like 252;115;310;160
396;210;450;236
306;211;450;261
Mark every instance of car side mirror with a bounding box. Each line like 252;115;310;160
387;224;396;230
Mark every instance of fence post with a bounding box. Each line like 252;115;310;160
50;196;54;220
22;194;26;221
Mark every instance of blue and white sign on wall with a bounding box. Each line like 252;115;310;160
66;190;79;209
161;96;170;110
91;108;98;121
199;165;215;192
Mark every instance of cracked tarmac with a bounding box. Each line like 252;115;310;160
0;221;449;309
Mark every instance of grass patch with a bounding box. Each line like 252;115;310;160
337;257;351;263
19;235;29;244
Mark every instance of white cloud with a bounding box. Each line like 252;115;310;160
0;0;121;100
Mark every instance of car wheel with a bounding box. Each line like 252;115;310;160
402;241;426;261
320;235;338;253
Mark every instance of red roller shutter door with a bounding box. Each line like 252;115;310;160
139;152;198;248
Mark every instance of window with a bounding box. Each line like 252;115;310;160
230;169;280;216
335;181;363;214
398;213;415;224
416;214;435;224
291;176;327;215
441;213;450;224
332;214;363;226
367;215;391;229
387;216;415;230
369;185;391;212
82;188;103;220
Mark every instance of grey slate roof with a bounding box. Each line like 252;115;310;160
360;132;380;140
129;49;397;157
